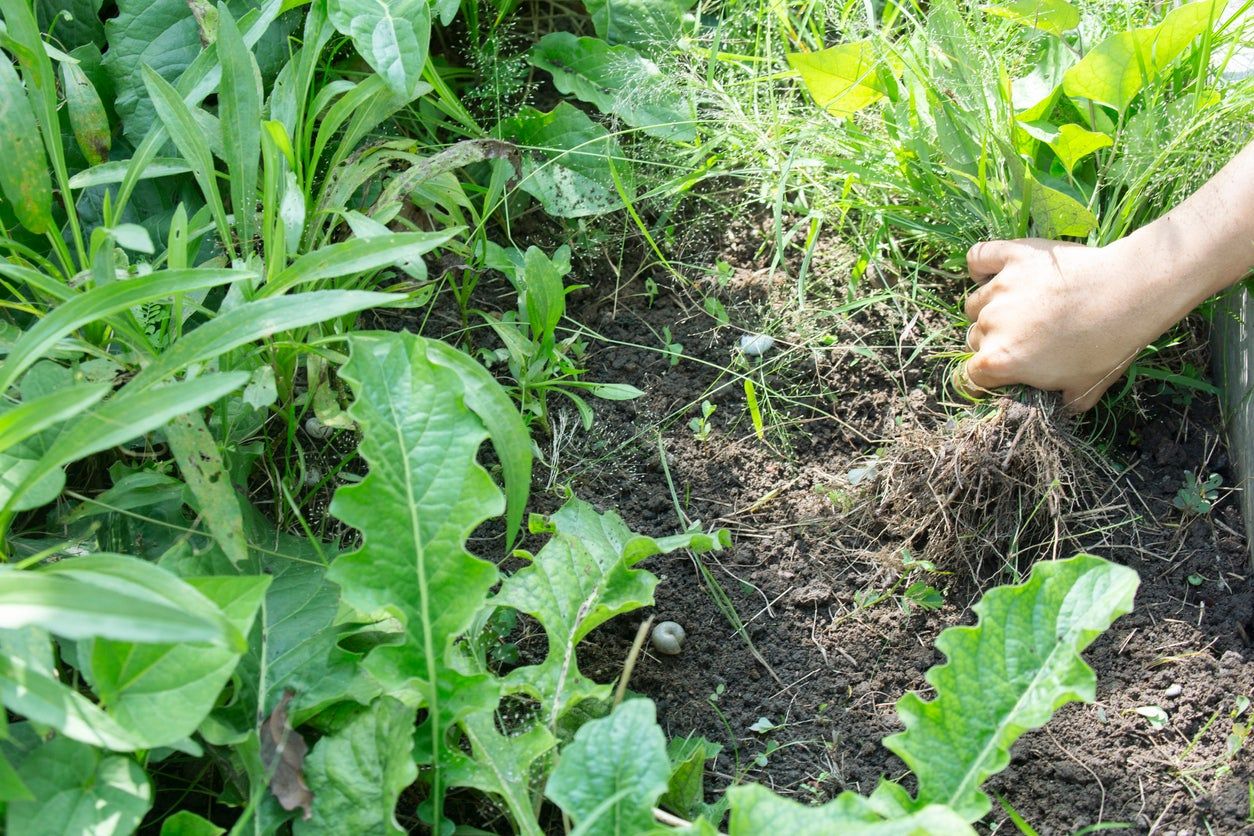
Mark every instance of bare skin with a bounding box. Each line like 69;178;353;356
962;140;1254;411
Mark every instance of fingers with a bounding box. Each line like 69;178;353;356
953;350;1015;399
965;322;982;352
964;281;996;321
966;240;1016;282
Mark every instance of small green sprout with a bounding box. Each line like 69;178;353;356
1173;471;1222;514
689;399;716;441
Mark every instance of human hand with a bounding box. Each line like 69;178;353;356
960;238;1190;412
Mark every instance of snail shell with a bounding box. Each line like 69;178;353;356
651;621;686;655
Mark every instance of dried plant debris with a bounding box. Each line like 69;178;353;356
851;395;1129;579
260;690;313;820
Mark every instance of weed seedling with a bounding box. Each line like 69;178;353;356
689;399;716;441
661;326;684;366
1173;471;1222;514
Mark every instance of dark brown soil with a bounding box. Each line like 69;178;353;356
522;211;1254;834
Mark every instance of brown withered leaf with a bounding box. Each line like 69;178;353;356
259;690;313;820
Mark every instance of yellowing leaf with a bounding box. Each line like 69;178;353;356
1019;121;1113;172
787;41;899;118
1063;0;1219;112
1028;171;1098;238
982;0;1080;35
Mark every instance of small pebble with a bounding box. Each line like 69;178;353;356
1164;683;1183;699
1219;649;1245;669
739;334;775;357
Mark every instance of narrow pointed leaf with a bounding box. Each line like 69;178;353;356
0;383;111;455
61;59;112;165
262;231;461;296
0;52;53;233
216;6;263;251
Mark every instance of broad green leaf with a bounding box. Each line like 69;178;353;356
883;554;1139;821
37;0;106;51
583;0;692;50
262;230;461;296
294;697;418;835
0;268;249;395
528;33;695;142
216;7;263;251
500;103;635;218
662;736;723;822
545;699;670;836
2;373;249;513
728;785;975;834
493;498;728;728
1019;121;1113;173
87;575;268;748
981;0;1079;35
166;412;249;566
160;811;226;836
787;41;900;119
1062;0;1219;113
126;290;399;391
68;158;193;189
1012;36;1076;120
522;245;565;349
442;708;554;835
1026;171;1097;238
327;0;431;99
0;383;110;455
61;60;111;165
0;52;53;234
6;738;151;834
327;331;506;822
420;337;531;550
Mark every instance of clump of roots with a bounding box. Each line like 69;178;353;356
853;393;1129;582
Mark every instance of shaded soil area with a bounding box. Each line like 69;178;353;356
518;213;1254;834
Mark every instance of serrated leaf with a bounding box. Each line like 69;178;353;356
528;33;694;141
61;59;111;165
493;497;727;729
442;708;554;834
327;0;431;99
727;785;975;834
499;103;634;218
327;331;506;823
5;737;151;835
294;697;418;835
0;52;53;234
583;0;692;49
982;0;1079;35
1062;0;1218;113
545;699;670;836
883;554;1139;821
787;41;900;119
86;575;268;748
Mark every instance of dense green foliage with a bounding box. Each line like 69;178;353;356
0;0;1234;831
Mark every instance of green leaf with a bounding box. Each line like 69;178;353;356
442;708;554;834
582;0;692;49
216;6;263;251
86;575;268;749
165;412;249;566
662;736;722;821
262;230;461;296
0;750;32;802
494;498;728;728
5;737;151;835
327;0;431;99
61;59;112;165
1011;36;1075;120
126;290;399;391
0;267;249;395
37;0;106;51
883;554;1139;821
1019;121;1113;174
528;33;695;142
1026;171;1097;238
1062;0;1219;113
727;785;975;834
327;331;506;823
419;337;532;551
545;699;670;836
103;0;205;139
160;811;226;836
68;158;193;189
500;103;634;218
0;383;110;455
787;41;900;119
0;51;53;234
981;0;1079;35
0;570;230;647
294;697;418;835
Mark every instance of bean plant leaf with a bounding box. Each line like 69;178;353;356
1062;0;1218;113
528;33;695;141
883;554;1139;821
327;331;506;823
493;498;729;729
5;737;152;835
85;575;269;749
1026;170;1097;238
294;697;418;835
327;0;431;100
981;0;1079;35
0;52;53;234
727;785;975;834
1019;121;1113;173
787;41;901;119
500;102;635;218
545;699;670;836
103;0;206;140
582;0;692;50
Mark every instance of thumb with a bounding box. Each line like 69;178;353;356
966;241;1015;283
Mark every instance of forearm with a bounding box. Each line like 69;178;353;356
1109;140;1254;323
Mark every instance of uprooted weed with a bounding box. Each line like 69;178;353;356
849;393;1133;583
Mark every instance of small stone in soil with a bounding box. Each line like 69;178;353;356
739;334;775;357
1219;649;1245;669
1164;683;1183;698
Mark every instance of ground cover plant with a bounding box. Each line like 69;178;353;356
0;0;1251;833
